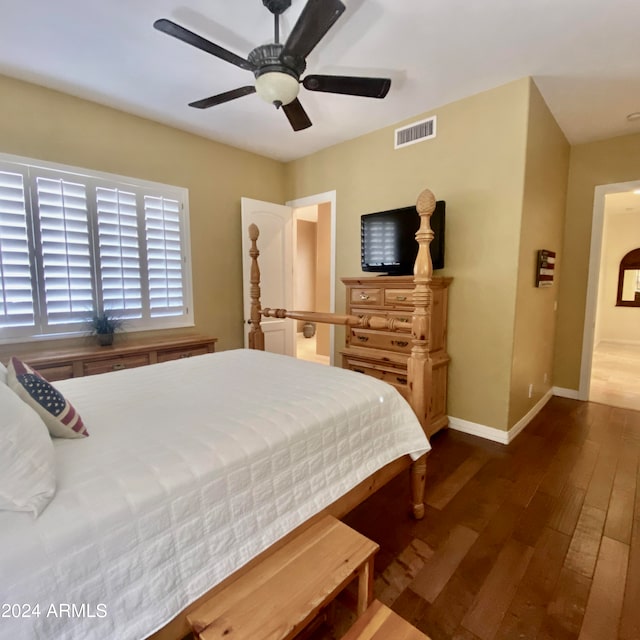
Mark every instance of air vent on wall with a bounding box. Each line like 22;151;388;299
394;116;437;149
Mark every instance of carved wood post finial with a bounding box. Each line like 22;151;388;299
248;223;265;351
408;188;435;436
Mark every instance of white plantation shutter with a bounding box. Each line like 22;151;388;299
0;153;192;342
96;187;142;317
144;195;185;317
34;176;94;326
0;168;35;330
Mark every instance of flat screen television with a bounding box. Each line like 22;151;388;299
361;201;445;275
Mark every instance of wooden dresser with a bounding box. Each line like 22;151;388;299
340;276;451;438
3;335;217;381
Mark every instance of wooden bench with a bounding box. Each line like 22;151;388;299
187;515;379;640
342;599;432;640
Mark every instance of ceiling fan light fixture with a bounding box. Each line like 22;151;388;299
255;71;299;106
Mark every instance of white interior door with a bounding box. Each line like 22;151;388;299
241;198;294;355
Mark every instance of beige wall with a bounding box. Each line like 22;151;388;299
553;132;640;390
0;74;285;355
508;82;569;426
595;211;640;345
285;78;532;430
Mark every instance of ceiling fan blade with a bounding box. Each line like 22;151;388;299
282;99;312;131
153;19;254;71
303;75;391;98
281;0;345;61
189;86;256;109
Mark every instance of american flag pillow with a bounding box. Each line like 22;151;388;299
8;357;88;439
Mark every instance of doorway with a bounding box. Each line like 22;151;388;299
580;180;640;410
290;194;335;366
241;191;336;364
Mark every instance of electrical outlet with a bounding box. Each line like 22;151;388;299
528;383;533;398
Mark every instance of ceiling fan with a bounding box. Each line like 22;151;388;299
153;0;391;131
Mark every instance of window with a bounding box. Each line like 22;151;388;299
0;153;193;342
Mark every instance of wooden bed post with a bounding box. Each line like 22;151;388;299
408;188;435;432
248;224;265;351
408;188;436;519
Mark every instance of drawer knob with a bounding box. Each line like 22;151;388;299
112;363;126;371
179;352;192;358
396;376;408;384
395;295;407;301
357;335;369;342
391;340;409;347
359;293;370;301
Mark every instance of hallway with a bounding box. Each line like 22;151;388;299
590;342;640;411
296;332;330;366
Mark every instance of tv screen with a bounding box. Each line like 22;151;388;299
361;201;445;275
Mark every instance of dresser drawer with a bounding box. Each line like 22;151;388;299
157;345;209;363
349;287;382;306
35;364;74;382
83;354;150;376
351;308;412;332
344;358;409;394
349;328;412;354
8;335;218;381
384;288;414;307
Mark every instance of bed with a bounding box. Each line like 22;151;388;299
0;187;438;640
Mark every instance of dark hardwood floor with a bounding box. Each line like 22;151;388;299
330;397;640;640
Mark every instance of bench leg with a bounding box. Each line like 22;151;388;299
356;556;375;616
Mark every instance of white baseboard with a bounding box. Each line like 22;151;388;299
508;389;554;442
552;386;579;399
448;416;510;444
597;339;640;348
448;389;554;445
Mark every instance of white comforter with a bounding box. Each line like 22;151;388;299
0;349;430;640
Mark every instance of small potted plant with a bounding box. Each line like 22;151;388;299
89;309;124;346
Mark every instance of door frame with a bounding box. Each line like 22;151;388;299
286;190;337;365
579;179;640;399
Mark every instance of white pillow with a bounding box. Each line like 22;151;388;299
0;382;56;516
0;361;7;385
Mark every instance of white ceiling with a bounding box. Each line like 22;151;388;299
1;0;640;162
